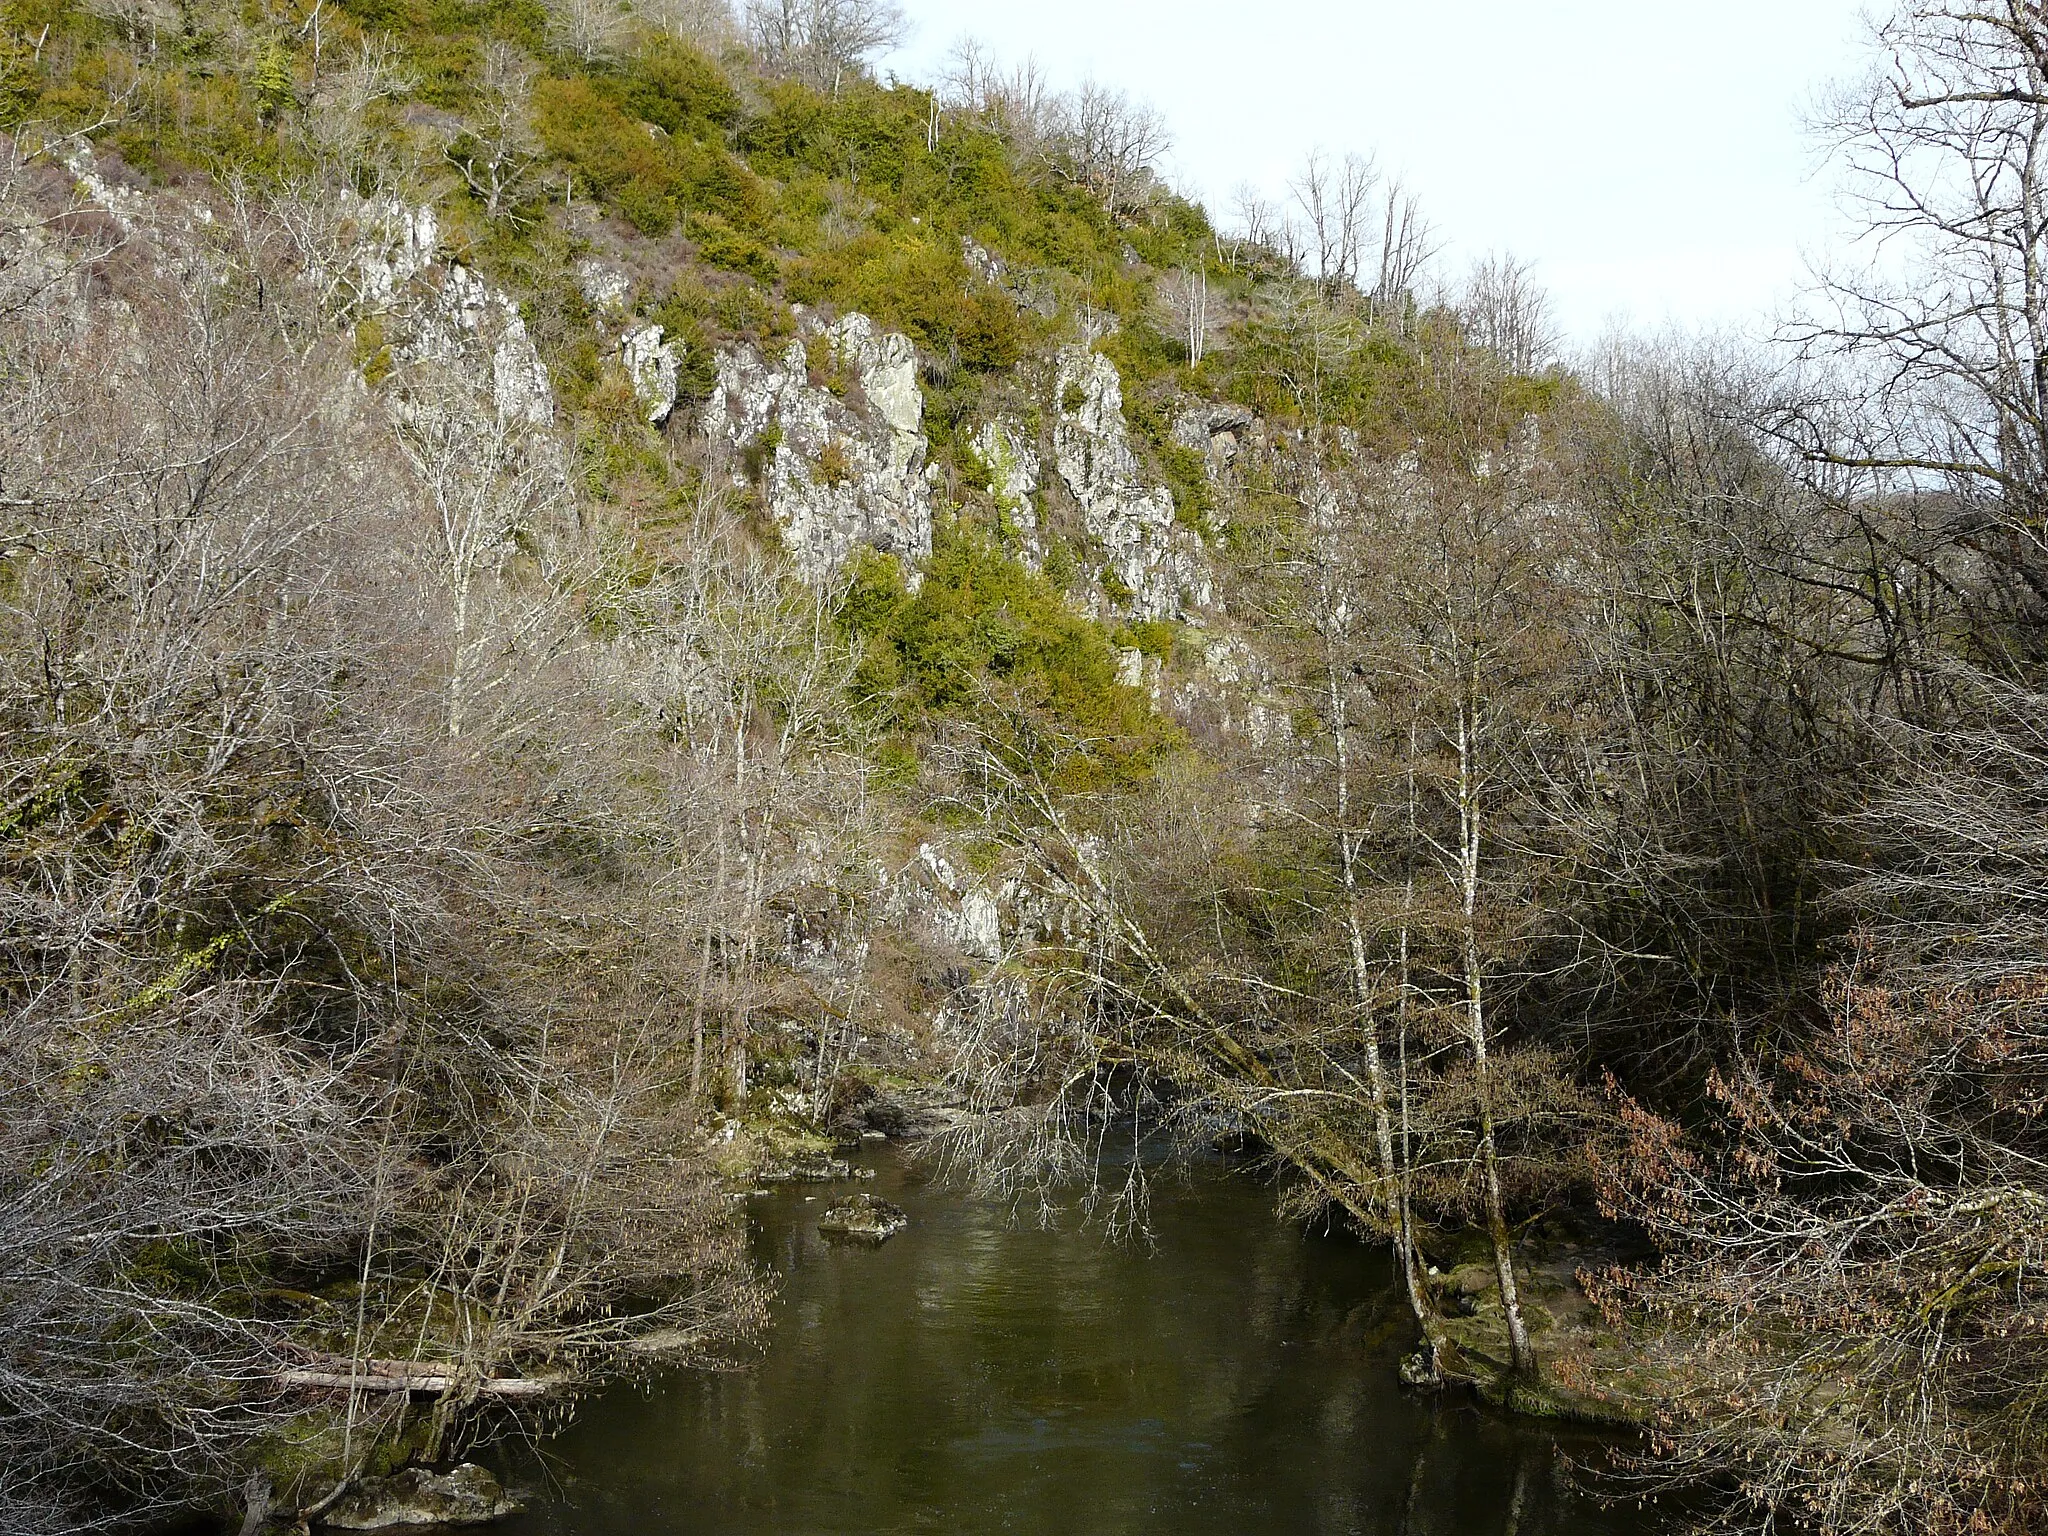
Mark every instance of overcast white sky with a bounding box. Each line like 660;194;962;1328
880;1;1877;343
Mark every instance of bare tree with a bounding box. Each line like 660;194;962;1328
543;0;634;63
1372;176;1435;326
633;0;737;46
1785;0;2048;646
0;183;423;1532
448;42;542;222
1160;264;1210;364
1049;81;1170;218
939;37;1056;145
1461;252;1557;374
387;360;572;743
1230;182;1285;259
1289;149;1376;296
0;177;771;1529
745;0;905;92
1237;155;1433;318
294;38;414;188
1338;364;1598;1383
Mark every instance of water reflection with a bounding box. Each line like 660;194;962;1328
500;1151;1660;1536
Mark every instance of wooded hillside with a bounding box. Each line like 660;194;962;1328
5;2;2048;1532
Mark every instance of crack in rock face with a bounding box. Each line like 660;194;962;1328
703;311;932;587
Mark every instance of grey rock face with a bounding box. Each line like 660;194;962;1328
961;236;1003;285
1171;632;1294;750
55;139;153;236
351;202;553;427
911;842;1004;958
894;840;1088;964
703;311;932;585
1052;348;1212;621
969;419;1045;569
573;257;632;315
961;235;1058;318
1172;402;1258;478
620;322;681;424
321;1464;520;1529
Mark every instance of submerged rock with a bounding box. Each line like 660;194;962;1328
1399;1346;1443;1390
760;1153;874;1183
321;1464;520;1529
817;1192;909;1243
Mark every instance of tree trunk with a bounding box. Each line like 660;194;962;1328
1456;704;1534;1377
688;813;730;1104
280;1364;560;1397
235;1473;272;1536
1330;666;1445;1357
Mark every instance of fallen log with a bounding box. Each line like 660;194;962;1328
279;1362;563;1399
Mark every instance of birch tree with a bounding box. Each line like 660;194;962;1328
1358;381;1589;1382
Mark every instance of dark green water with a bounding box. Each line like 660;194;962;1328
500;1150;1662;1536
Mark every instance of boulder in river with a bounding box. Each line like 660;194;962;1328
320;1464;520;1529
817;1192;909;1244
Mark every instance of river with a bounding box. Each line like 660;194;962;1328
498;1148;1665;1536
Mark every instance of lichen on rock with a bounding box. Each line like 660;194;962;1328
970;418;1046;569
620;322;681;424
345;202;554;429
817;1192;909;1243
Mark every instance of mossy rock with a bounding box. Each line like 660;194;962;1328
817;1192;908;1244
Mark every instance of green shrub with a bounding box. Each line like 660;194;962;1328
618;37;739;135
674;136;771;229
249;36;296;120
787;231;1021;370
839;524;1176;784
1115;619;1176;659
533;75;680;232
692;214;779;281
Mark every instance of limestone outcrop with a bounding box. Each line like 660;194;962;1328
970;418;1047;569
1172;401;1258;479
350;202;553;427
621;322;681;424
703;311;933;585
1052;348;1212;621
